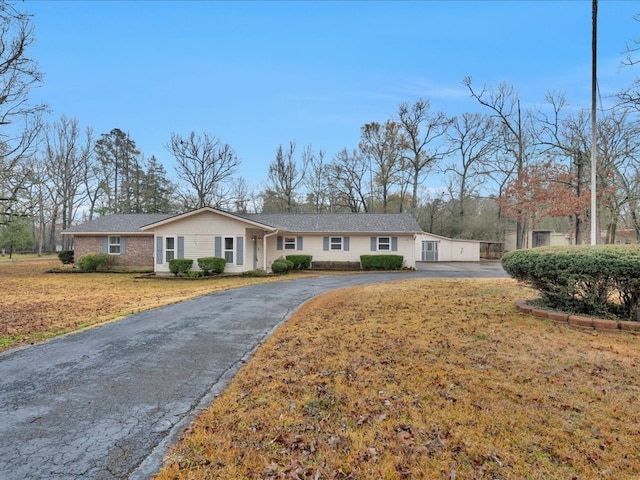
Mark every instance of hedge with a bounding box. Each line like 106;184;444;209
197;257;226;275
285;254;312;270
169;258;194;276
502;245;640;320
360;254;404;270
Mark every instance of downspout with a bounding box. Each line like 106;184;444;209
263;229;279;272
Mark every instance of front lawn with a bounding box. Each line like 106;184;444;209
155;279;640;479
0;259;296;350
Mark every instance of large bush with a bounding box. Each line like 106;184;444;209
502;245;640;320
360;254;404;270
77;253;110;272
197;257;226;275
285;255;312;270
58;250;74;265
169;258;194;276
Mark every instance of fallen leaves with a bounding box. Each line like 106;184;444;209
154;278;640;479
0;259;290;350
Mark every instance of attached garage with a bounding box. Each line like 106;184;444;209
414;232;480;263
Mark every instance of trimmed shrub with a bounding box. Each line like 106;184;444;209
169;258;194;276
285;254;312;270
77;253;110;272
241;269;268;277
272;258;294;274
311;261;361;271
197;257;226;275
502;245;640;320
360;254;404;270
58;250;74;265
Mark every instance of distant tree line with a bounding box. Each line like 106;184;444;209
2;1;640;255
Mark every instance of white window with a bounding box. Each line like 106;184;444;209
108;236;121;255
224;237;234;263
284;236;296;250
377;237;391;251
330;237;343;251
165;237;175;263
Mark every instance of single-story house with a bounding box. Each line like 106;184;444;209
62;207;481;272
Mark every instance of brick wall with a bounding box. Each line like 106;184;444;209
72;235;155;271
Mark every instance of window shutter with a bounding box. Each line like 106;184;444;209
297;236;303;250
323;237;329;251
237;236;244;265
177;236;184;259
344;237;350;251
370;237;376;251
392;237;398;252
102;237;108;254
215;236;222;257
277;236;283;250
120;237;126;255
156;236;163;264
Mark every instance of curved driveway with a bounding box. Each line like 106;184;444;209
0;264;506;479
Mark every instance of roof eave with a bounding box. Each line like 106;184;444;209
140;206;278;232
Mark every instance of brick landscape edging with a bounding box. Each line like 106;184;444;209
514;300;640;334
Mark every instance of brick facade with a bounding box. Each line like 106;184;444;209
73;235;155;271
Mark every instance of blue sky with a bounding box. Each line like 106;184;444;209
26;1;640;190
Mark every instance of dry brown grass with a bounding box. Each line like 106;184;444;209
155;279;640;480
0;259;296;350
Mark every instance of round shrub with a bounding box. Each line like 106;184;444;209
271;258;294;274
502;245;640;320
169;258;194;276
197;257;226;275
77;253;110;272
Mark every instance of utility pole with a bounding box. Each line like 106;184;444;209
590;0;598;245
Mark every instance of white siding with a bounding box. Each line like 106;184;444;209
415;233;480;262
153;210;251;273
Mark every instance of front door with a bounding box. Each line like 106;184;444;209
422;240;438;261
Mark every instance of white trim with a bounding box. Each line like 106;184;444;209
108;236;121;255
377;236;391;251
165;236;176;263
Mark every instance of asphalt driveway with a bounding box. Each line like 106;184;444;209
0;265;507;479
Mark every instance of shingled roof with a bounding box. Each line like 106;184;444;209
243;213;421;233
63;210;421;235
63;213;175;234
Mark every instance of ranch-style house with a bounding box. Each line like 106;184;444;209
62;207;480;272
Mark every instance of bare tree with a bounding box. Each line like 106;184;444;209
0;2;46;225
266;141;308;213
444;112;498;238
397;99;451;210
327;148;371;213
166;131;240;209
303;147;328;213
43;116;93;248
463;78;531;248
595;110;640;243
359;121;405;213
